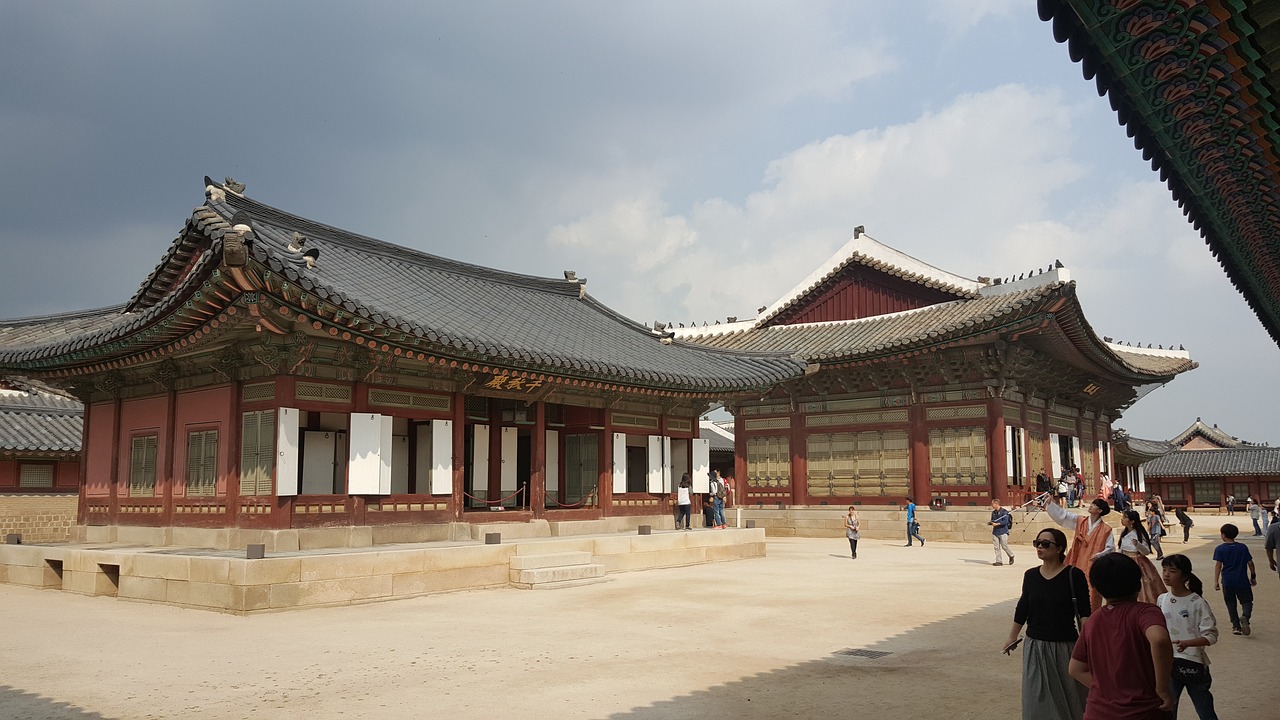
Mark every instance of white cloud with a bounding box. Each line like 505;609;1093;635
926;0;1023;32
549;84;1089;322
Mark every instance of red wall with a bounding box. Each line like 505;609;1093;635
86;402;116;497
116;395;169;496
172;386;235;496
774;267;960;325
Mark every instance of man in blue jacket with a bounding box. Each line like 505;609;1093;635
989;498;1014;566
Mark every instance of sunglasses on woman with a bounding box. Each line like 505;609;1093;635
1031;540;1058;548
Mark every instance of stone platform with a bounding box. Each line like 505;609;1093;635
0;524;764;614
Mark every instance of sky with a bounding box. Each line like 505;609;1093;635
1;1;1276;444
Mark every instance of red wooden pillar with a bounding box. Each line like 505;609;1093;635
487;402;502;505
531;401;546;519
599;419;614;516
909;401;930;504
108;396;122;525
789;409;806;506
733;413;747;502
162;388;177;526
988;398;1007;504
451;392;465;522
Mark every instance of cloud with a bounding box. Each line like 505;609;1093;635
548;84;1088;322
925;0;1023;32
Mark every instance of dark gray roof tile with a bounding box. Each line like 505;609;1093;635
1144;448;1280;478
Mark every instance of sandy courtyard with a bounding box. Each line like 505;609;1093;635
2;531;1276;719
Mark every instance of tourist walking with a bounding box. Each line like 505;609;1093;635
1003;527;1089;720
1119;509;1163;604
989;498;1015;566
1212;524;1257;635
709;470;727;529
675;474;692;530
1247;497;1262;536
1145;503;1166;560
1176;507;1194;544
1046;495;1115;611
1266;511;1280;581
1068;553;1175;717
1158;554;1219;720
1226;494;1235;516
1099;472;1114;504
844;506;860;559
905;496;925;546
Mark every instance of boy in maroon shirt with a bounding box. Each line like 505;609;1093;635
1069;553;1174;719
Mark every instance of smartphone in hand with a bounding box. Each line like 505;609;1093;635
1002;638;1022;655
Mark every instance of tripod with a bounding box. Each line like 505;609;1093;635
1015;491;1052;533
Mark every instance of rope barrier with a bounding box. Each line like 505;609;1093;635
544;488;599;509
462;487;526;505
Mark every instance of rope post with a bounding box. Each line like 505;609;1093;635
485;532;502;545
246;544;265;560
637;525;652;535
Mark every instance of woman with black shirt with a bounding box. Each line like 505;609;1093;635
1003;527;1090;720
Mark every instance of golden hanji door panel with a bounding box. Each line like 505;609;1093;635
807;430;908;497
1027;431;1045;481
928;427;988;486
747;435;790;488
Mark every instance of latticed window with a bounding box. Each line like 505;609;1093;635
1192;480;1220;506
1165;484;1185;503
806;430;907;497
1267;483;1280;502
18;463;54;488
129;435;158;497
928;427;988;486
240;410;276;496
746;435;790;488
185;429;219;497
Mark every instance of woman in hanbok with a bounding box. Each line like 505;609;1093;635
1118;509;1164;604
1046;495;1114;611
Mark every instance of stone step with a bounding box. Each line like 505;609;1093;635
509;551;593;570
514;576;613;591
509;563;604;586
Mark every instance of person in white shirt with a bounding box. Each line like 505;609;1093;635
1157;554;1219;720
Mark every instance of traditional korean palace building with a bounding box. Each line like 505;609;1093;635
0;178;1195;536
1140;419;1279;509
675;232;1196;508
0;178;803;535
0;380;81;542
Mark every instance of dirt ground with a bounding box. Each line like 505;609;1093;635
1;526;1276;719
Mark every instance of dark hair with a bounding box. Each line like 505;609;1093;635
1091;498;1111;516
1090;552;1141;600
1120;510;1152;549
679;473;691;488
1036;528;1068;562
1221;524;1239;540
906;496;915;503
1161;554;1203;596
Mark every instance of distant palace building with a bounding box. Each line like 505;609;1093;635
1140;419;1278;510
0;178;1194;536
676;231;1195;507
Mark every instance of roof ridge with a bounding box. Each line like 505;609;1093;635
753;231;981;327
0;303;128;326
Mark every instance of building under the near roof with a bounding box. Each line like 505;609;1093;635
676;230;1196;508
0;178;1195;540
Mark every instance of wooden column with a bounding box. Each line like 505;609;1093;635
108;396;122;524
988;398;1007;504
909;400;930;504
161;388;178;526
599;418;613;516
451;392;465;522
789;409;805;506
733;413;747;502
531;401;546;519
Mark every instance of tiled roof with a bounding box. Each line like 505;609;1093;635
0;179;806;394
699;420;735;453
1170;420;1246;450
1040;1;1280;347
676;280;1191;379
0;388;83;452
1112;432;1175;466
1143;448;1280;478
754;232;980;327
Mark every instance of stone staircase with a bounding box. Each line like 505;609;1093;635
508;550;608;590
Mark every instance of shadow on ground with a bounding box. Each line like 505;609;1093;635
0;686;110;720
